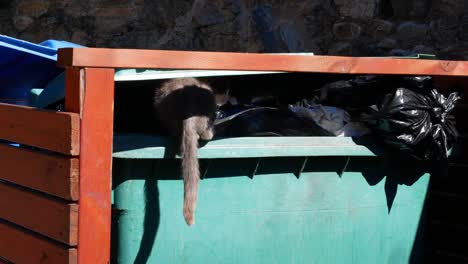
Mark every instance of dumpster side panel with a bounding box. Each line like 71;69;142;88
113;156;429;264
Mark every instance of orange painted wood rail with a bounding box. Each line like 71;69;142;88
58;48;468;76
63;67;115;264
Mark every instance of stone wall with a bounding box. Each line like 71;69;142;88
1;0;467;59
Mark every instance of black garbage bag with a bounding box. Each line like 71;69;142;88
313;75;460;160
214;107;334;137
359;77;460;160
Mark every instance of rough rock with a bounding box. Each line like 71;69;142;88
0;0;464;60
377;38;397;49
430;17;461;44
16;0;49;18
71;31;89;46
278;22;305;52
368;19;395;39
328;42;353;55
13;15;33;31
461;14;468;41
334;0;378;18
333;22;362;40
396;22;428;40
390;0;429;19
194;3;225;26
412;45;435;55
388;48;413;57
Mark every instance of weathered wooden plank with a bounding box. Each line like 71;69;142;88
76;68;114;264
0;221;77;264
57;48;468;76
0;103;80;155
0;144;79;201
0;182;78;245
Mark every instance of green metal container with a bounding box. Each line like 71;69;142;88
111;135;429;264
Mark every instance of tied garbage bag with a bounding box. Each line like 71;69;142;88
360;79;460;160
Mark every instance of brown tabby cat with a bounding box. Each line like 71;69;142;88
153;77;217;226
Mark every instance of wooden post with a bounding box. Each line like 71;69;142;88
65;67;83;115
65;67;115;264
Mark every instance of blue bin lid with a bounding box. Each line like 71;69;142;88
0;35;83;105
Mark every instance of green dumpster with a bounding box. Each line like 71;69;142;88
111;135;429;264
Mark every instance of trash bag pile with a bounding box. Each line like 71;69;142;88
214;75;461;160
215;106;335;137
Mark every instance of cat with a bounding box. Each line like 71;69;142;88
153;77;218;226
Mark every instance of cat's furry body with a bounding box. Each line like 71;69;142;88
153;78;216;225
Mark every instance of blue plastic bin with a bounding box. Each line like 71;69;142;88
0;35;83;105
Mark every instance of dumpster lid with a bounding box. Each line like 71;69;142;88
114;52;315;81
114;69;285;81
112;134;377;159
0;35;84;105
0;34;83;61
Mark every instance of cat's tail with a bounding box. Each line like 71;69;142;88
181;117;200;226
